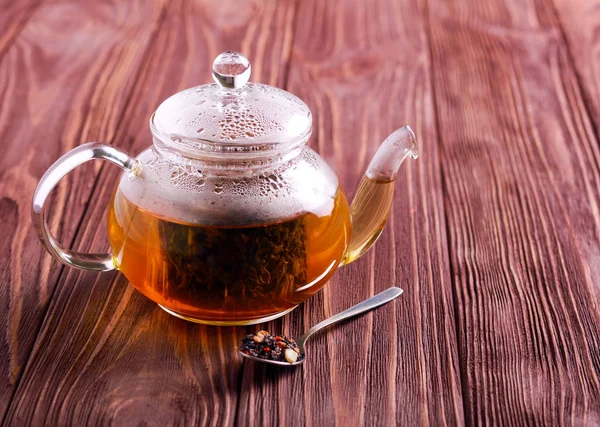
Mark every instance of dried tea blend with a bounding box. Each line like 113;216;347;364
239;330;304;363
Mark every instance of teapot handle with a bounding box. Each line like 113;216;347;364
32;143;140;271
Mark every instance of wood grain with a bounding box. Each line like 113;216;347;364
3;0;299;425
0;0;168;419
426;0;600;424
235;0;464;425
0;0;42;60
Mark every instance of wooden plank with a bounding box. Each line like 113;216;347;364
551;0;600;127
547;0;600;291
3;1;298;425
426;0;600;424
0;0;168;419
236;0;464;425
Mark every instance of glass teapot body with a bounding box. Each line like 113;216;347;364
107;144;351;324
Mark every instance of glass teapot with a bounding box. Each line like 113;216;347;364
33;51;418;325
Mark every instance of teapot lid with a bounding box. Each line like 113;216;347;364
150;51;312;159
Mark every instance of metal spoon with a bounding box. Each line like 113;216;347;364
238;287;403;366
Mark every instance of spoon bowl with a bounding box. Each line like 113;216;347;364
238;349;307;366
238;287;403;366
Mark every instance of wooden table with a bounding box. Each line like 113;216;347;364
1;0;599;425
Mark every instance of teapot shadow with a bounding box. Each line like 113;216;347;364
163;304;301;393
242;359;299;382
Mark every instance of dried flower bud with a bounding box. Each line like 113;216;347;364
284;348;299;363
253;330;269;343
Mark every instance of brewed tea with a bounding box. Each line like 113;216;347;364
342;176;395;264
108;188;350;323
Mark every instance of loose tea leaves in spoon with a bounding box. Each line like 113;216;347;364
239;330;304;363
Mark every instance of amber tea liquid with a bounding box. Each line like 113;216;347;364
108;189;350;323
342;176;396;264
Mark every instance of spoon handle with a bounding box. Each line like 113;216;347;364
297;287;403;347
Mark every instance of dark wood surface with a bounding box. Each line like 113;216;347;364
0;0;598;425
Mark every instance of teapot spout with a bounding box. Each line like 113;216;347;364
366;125;418;181
341;126;418;265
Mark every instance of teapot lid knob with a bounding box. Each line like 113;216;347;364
212;51;251;89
